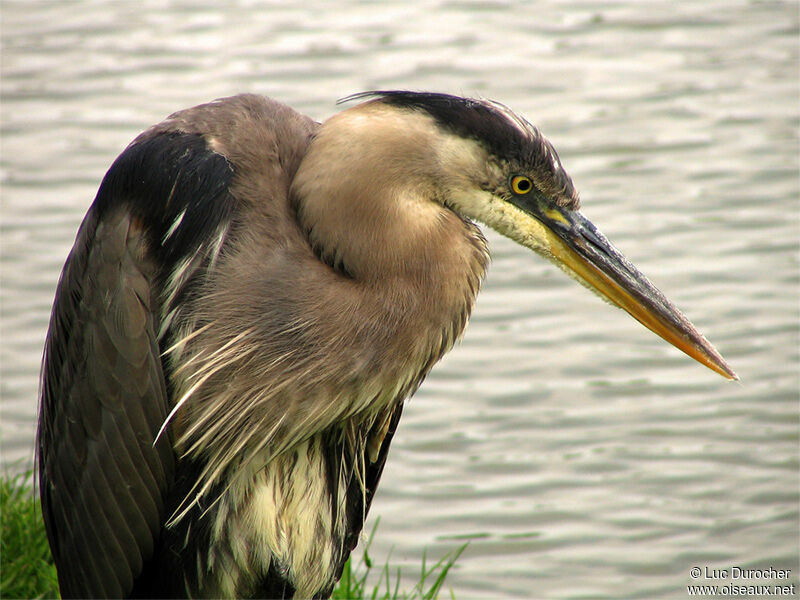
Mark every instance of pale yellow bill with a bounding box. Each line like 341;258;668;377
535;207;738;380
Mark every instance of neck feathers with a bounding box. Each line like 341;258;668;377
291;102;489;288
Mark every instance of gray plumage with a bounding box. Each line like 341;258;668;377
38;92;734;599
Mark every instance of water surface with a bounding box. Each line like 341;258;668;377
2;2;797;598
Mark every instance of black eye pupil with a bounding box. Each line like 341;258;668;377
517;179;530;191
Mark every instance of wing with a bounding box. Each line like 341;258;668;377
38;131;236;598
323;401;405;593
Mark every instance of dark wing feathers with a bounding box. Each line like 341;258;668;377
39;208;173;598
325;401;406;590
38;132;235;598
95;132;235;268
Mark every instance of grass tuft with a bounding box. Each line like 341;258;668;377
0;473;463;599
0;470;60;599
333;518;466;600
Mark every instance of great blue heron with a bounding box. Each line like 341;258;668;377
37;92;735;599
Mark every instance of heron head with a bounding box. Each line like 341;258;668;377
338;91;736;380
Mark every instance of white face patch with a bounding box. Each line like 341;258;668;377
447;186;554;257
434;131;495;183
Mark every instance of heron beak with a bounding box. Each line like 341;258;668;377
520;202;738;380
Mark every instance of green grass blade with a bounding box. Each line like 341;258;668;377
0;473;463;600
0;470;60;599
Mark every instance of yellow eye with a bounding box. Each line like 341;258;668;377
510;175;533;195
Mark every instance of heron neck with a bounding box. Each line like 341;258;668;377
291;104;487;287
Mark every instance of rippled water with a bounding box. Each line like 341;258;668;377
2;2;798;598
